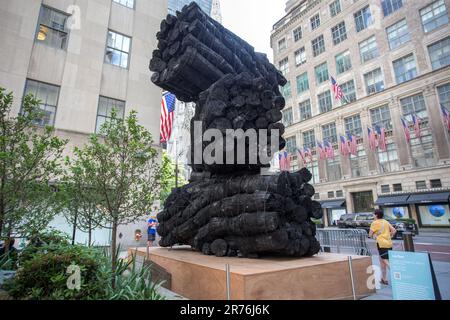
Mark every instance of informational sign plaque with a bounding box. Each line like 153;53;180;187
389;251;441;300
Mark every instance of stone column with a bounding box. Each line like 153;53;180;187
360;106;378;174
390;96;412;168
423;84;450;162
337;115;351;179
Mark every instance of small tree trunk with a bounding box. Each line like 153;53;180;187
88;219;92;247
71;211;78;246
111;220;118;289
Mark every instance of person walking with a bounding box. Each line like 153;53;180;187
369;209;397;285
147;216;158;248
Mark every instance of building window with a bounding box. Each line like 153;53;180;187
381;185;391;194
381;0;403;17
23;79;60;127
308;161;320;185
354;6;373;32
318;91;333;114
393;183;402;192
370;105;392;130
278;38;287;52
295;47;306;66
420;0;449;33
327;158;342;182
279;57;289;76
330;0;341;17
311;14;321;30
322;122;337;144
345;114;362;136
113;0;135;8
336;190;344;198
431;179;443;188
359;36;379;63
438;83;450;131
106;31;131;69
35;6;69;50
293;26;302;42
281;81;291;99
303;130;316;149
364;68;384;95
282;108;293;127
336;50;352;74
312;35;326;57
351;149;368;178
296;72;309;94
285;136;297;154
378;143;400;173
340;80;357;105
332;22;347;45
416;181;427;190
393;54;418;84
96;96;126;133
401;94;436;168
299;99;312;122
328;191;335;199
387;19;410;50
315;62;329;85
428;37;450;70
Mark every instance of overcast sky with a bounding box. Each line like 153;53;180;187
220;0;287;63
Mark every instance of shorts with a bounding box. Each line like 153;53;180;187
148;233;156;242
377;244;392;260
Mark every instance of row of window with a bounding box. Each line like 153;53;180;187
23;79;125;131
280;36;450;121
284;84;450;168
36;5;133;69
380;179;443;194
278;0;447;54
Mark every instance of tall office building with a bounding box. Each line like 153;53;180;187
168;0;213;16
271;0;450;230
0;0;167;246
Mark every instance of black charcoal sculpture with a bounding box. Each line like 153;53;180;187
150;2;322;258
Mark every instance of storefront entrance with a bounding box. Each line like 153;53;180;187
352;191;374;213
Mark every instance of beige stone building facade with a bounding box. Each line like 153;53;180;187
271;0;450;229
0;0;167;245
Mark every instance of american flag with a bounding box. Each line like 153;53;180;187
441;104;450;130
401;118;411;143
346;132;358;156
285;151;291;170
304;146;313;163
331;76;345;101
412;114;422;139
367;127;377;150
339;135;349;156
160;92;176;143
298;148;307;166
316;141;327;160
375;125;387;151
324;140;335;160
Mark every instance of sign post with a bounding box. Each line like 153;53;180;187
389;251;441;300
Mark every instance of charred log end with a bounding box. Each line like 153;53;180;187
211;239;228;257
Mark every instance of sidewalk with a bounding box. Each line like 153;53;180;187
363;257;450;300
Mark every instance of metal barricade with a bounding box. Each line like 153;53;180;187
316;228;371;256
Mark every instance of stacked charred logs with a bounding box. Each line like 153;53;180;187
150;2;323;258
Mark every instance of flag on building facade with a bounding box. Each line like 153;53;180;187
375;125;387;151
401;118;411;143
160;92;176;143
298;148;307;166
330;76;345;101
367;127;377;150
441;104;450;130
279;151;291;171
304;146;313;163
285;151;292;170
324;140;335;160
346;132;358;156
412;114;422;139
316;141;326;160
339;135;349;156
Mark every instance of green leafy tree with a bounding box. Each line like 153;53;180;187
70;110;161;286
0;88;67;252
159;152;187;205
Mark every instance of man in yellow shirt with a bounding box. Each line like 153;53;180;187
369;209;397;285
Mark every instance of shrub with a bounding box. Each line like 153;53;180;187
5;244;106;300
